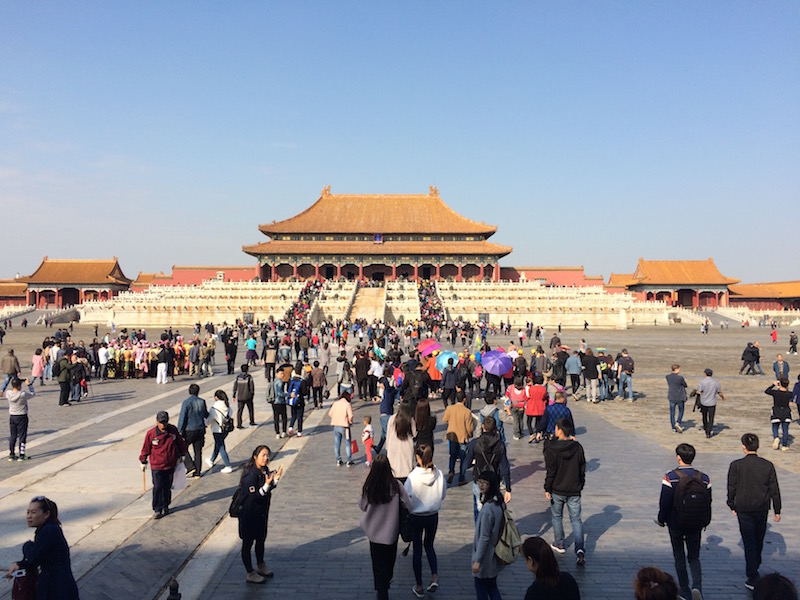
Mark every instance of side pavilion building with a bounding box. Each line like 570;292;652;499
22;257;132;308
243;186;512;283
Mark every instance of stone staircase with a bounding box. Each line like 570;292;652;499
349;287;386;322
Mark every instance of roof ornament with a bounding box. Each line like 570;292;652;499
321;185;331;197
429;185;439;197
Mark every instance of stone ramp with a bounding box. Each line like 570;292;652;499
349;287;386;322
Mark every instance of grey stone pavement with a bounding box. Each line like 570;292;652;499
0;318;798;599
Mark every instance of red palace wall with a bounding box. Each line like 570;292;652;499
164;267;259;286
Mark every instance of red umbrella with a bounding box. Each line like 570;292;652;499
418;338;442;357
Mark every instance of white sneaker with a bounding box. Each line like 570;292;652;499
221;466;233;474
296;432;303;437
275;434;281;439
288;427;293;436
205;458;214;468
773;437;781;450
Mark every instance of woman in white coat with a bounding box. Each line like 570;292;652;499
206;390;233;473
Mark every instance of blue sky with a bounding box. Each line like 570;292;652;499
1;2;798;283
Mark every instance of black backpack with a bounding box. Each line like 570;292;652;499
52;359;62;378
407;371;424;400
552;360;565;380
672;470;711;532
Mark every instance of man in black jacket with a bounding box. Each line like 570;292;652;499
544;418;586;565
463;417;511;522
727;433;782;590
233;364;256;428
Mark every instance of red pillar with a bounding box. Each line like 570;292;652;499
435;264;441;280
359;264;364;281
271;266;278;282
392;264;397;280
414;263;419;280
315;264;320;280
293;264;298;278
494;263;500;282
457;264;463;282
57;289;62;308
336;264;342;279
692;290;698;309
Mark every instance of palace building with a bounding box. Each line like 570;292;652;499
243;186;512;283
21;257;132;308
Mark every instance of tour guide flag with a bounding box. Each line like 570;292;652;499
372;340;385;360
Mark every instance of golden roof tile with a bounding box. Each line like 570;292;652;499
630;258;738;286
729;281;800;299
243;239;512;258
258;186;498;236
22;257;132;286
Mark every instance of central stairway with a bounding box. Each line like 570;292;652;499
349;287;386;322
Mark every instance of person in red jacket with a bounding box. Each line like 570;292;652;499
140;410;186;519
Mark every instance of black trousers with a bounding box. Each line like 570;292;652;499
668;527;702;595
183;429;204;474
241;536;265;573
272;404;287;434
570;374;581;394
312;386;323;407
237;397;255;427
369;375;378;398
264;362;275;381
700;405;716;436
9;414;28;455
737;511;768;580
441;387;456;410
357;378;369;399
370;539;398;600
151;468;174;512
58;381;70;405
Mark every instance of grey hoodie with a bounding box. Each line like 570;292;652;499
5;386;34;416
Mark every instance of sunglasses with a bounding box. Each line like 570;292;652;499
31;496;53;512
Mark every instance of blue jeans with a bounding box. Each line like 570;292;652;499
670;401;685;430
599;375;607;399
618;373;633;400
1;374;11;392
70;381;82;401
209;432;231;467
333;426;352;463
474;576;502;600
772;422;789;446
448;440;466;480
551;493;584;552
374;414;391;454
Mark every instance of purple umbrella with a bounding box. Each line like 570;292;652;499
482;350;512;376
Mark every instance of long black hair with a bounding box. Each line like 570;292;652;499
241;444;270;480
31;496;60;526
393;401;414;441
214;389;230;407
362;454;400;505
521;537;559;587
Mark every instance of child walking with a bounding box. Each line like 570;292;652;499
362;415;374;467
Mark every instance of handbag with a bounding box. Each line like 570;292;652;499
172;462;187;491
11;568;37;600
229;485;242;518
399;499;413;543
351;439;359;455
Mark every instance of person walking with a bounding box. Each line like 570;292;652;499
656;443;711;600
329;391;354;466
233;364;256;428
666;364;688;433
404;444;446;597
471;470;505;600
504;377;529;440
238;444;283;583
205;390;234;473
727;433;782;590
139;411;186;518
464;417;512;521
521;536;581;600
694;369;725;438
617;348;635;401
5;377;35;460
178;383;209;477
385;402;416;480
271;366;288;438
359;453;413;600
5;497;79;599
443;393;474;485
772;354;790;380
1;348;21;392
544;418;586;565
766;378;793;451
31;348;45;386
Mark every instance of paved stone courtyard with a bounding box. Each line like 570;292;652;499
0;319;798;599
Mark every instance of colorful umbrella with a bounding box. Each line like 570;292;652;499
482;350;512;376
418;338;442;357
435;351;458;372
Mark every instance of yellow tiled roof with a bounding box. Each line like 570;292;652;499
258;187;498;236
0;280;27;297
631;258;738;286
729;281;800;299
606;273;635;287
22;257;132;285
243;239;512;258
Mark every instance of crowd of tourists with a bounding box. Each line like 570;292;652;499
2;313;797;599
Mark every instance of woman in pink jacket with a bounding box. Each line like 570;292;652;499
31;348;46;386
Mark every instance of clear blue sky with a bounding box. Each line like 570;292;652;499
2;2;798;283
